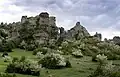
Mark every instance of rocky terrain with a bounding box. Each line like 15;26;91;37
0;12;93;50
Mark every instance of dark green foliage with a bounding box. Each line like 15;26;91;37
39;56;59;69
92;54;97;62
0;39;13;52
56;37;64;46
0;73;16;77
109;72;120;77
6;57;40;76
88;65;104;77
12;57;19;63
33;47;48;55
39;53;70;69
20;56;26;62
89;58;120;77
19;41;36;51
65;60;72;68
7;40;16;49
7;37;21;48
0;29;8;39
19;21;34;41
92;49;120;60
25;44;36;51
18;21;36;50
89;65;120;77
2;52;8;57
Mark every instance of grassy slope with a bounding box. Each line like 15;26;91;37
0;49;119;77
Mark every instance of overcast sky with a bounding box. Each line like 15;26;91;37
0;0;120;39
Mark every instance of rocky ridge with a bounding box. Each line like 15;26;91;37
0;12;96;48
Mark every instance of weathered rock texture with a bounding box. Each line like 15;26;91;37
0;12;90;46
94;32;102;41
65;22;90;40
113;36;120;45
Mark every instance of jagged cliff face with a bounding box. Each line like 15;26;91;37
65;22;90;40
0;12;90;46
19;12;59;45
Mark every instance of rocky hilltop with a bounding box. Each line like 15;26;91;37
0;12;99;51
0;12;90;43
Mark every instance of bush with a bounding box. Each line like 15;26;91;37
12;57;18;63
72;49;83;58
65;60;72;68
92;54;108;64
3;56;12;62
2;52;8;57
92;49;120;60
36;52;44;59
1;43;13;52
6;57;41;76
96;54;107;64
39;53;71;69
0;73;16;77
26;44;36;51
33;47;48;55
7;39;16;49
88;61;120;77
92;54;98;62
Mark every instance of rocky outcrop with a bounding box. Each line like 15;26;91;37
94;32;102;41
0;12;91;46
65;22;90;40
113;36;120;45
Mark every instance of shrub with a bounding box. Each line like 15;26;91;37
96;54;107;64
72;49;83;58
26;44;36;51
88;61;120;77
36;52;44;59
20;56;26;62
92;54;98;62
65;60;72;68
3;56;12;62
7;41;15;49
0;73;16;77
39;53;71;69
6;57;41;76
12;57;18;63
18;40;26;49
2;52;8;57
33;47;48;55
61;41;73;55
54;50;63;55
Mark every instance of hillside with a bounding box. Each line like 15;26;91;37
0;12;120;77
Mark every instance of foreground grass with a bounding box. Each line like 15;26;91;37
0;49;119;77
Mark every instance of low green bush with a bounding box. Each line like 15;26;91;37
39;53;71;69
72;49;83;58
89;56;120;77
33;47;48;55
6;56;41;76
26;44;36;51
0;73;16;77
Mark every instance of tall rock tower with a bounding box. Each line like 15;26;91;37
39;12;49;25
21;16;27;24
65;22;90;40
49;16;56;26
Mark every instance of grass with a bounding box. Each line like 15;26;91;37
0;48;119;77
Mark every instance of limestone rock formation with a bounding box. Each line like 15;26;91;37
0;12;91;47
113;36;120;45
65;22;90;40
94;32;102;41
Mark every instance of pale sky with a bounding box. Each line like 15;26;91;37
0;0;120;39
